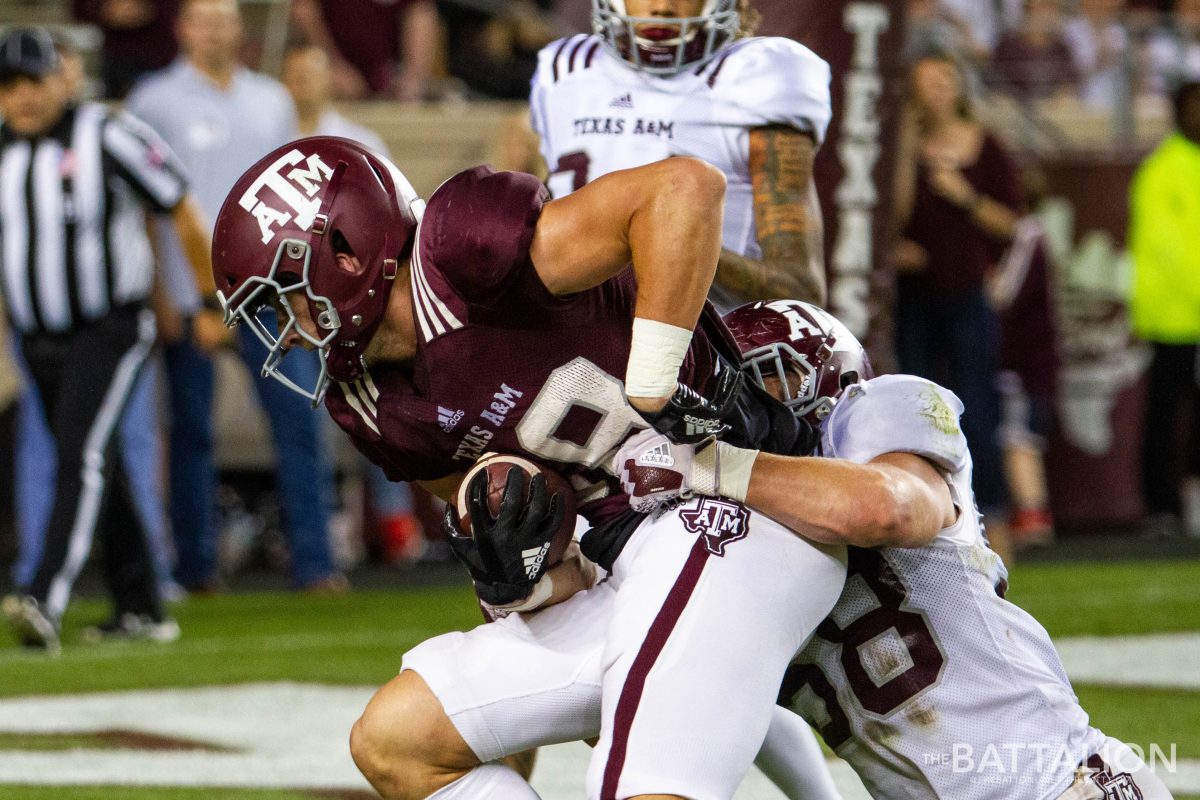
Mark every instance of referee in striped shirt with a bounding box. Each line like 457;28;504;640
0;28;213;653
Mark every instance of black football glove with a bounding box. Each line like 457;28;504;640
444;468;566;607
637;358;744;445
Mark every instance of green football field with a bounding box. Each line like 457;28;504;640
1;558;1197;800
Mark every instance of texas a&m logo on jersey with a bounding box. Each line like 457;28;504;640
237;149;335;244
1088;755;1144;800
679;498;749;556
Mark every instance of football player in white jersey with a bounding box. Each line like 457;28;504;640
531;0;830;308
616;299;1175;800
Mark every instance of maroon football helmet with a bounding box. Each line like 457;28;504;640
212;137;424;405
592;0;739;75
723;300;874;426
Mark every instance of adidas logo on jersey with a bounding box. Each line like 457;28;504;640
521;543;552;580
609;92;634;109
637;442;675;468
438;406;465;433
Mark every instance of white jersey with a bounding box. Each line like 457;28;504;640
530;33;831;264
782;374;1105;800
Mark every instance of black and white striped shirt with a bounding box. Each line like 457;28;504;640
0;102;187;335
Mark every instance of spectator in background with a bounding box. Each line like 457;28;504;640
993;0;1079;99
127;0;343;593
288;0;437;100
282;42;388;149
438;0;558;100
1129;81;1200;538
905;0;993;97
71;0;180;99
1145;0;1200;94
1063;0;1133;111
939;0;1024;53
893;53;1022;538
990;166;1062;548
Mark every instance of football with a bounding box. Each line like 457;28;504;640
454;453;578;567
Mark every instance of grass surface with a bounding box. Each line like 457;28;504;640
1004;560;1200;637
0;559;1196;799
0;586;480;697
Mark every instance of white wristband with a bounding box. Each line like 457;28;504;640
625;317;693;398
693;442;759;503
487;572;555;617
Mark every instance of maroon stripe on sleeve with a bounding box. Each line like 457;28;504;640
706;51;734;88
600;537;712;800
568;36;588;73
585;40;601;69
551;37;573;82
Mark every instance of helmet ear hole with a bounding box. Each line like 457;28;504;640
840;371;859;390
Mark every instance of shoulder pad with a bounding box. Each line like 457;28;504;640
705;37;832;145
535;34;601;88
420;166;549;306
821;375;968;472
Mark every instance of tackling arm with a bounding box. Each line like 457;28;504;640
743;450;956;549
715;127;826;305
616;431;956;549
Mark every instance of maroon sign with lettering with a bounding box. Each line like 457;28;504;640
1039;156;1148;528
756;0;907;368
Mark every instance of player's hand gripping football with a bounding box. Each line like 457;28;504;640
443;468;566;607
635;358;743;445
615;429;707;513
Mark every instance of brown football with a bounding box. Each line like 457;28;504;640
454;453;578;568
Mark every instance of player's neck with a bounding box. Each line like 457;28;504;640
364;265;419;366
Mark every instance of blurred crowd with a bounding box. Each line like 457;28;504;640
65;0;1200;109
0;0;1198;611
907;0;1200;110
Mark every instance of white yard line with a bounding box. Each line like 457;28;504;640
1054;632;1200;690
0;632;1195;796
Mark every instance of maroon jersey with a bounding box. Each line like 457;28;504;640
324;166;723;526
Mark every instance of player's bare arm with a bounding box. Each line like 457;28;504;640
714;126;825;304
531;156;726;414
742;450;956;548
530;156;724;325
617;429;955;549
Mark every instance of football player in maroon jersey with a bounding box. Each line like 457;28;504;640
212;136;844;800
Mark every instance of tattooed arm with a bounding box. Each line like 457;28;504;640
714;125;826;305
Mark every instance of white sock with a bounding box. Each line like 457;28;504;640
755;707;843;800
427;763;544;799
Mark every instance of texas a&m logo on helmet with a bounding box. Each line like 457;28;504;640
212;137;423;405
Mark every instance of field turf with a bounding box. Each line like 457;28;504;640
0;558;1196;799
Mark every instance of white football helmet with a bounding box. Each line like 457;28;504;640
592;0;740;75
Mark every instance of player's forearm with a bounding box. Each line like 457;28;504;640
746;127;826;306
715;249;825;306
626;157;725;330
743;452;942;549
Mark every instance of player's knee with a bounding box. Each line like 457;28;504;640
350;670;477;799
